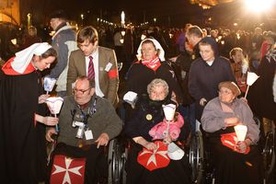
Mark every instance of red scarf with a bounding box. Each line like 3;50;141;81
141;56;161;71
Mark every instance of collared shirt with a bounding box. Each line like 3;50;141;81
206;60;214;66
85;48;104;97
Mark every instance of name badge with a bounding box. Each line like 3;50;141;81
105;62;113;72
85;129;93;140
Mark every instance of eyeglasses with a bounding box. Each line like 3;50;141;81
218;90;232;95
73;87;91;94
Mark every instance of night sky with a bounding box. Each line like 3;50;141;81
20;0;276;29
21;0;211;27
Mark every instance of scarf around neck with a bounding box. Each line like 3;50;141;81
141;56;161;71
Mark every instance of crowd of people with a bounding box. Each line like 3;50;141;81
0;8;275;184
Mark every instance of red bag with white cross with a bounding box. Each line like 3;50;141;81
50;154;86;184
137;141;170;171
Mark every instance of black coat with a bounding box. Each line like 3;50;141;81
0;69;48;183
248;55;276;120
124;96;191;184
126;60;183;103
188;56;236;120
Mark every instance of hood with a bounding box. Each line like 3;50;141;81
200;36;219;57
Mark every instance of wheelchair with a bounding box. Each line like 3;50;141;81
106;118;207;184
262;120;275;184
188;120;205;184
106;119;275;184
107;136;128;184
188;120;215;184
253;117;275;184
47;136;127;184
189;118;275;184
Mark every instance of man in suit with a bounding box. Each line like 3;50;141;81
67;26;119;107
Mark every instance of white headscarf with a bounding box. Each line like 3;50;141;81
11;42;52;74
136;38;165;61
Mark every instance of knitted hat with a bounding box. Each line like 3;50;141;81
218;81;241;97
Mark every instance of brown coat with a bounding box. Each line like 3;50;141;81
67;46;119;107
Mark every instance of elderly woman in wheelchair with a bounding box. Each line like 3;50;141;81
124;78;192;184
201;81;263;184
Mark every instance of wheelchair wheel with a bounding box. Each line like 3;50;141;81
108;138;128;184
189;131;204;183
263;128;275;184
253;116;261;129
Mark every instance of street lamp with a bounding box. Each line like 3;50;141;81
121;11;125;27
80;14;84;26
153;18;157;25
27;13;31;28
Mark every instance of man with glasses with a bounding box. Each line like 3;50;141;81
67;26;119;107
46;76;123;183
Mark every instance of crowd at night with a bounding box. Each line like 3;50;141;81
0;0;275;184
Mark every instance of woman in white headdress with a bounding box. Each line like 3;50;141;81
125;38;182;121
0;42;59;183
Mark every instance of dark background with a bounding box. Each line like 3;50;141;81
18;0;276;29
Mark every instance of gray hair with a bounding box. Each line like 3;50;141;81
147;78;169;96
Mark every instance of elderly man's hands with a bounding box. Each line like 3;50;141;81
95;133;110;148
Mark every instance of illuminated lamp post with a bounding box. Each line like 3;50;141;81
27;13;31;28
121;11;125;27
81;14;84;27
153;18;157;25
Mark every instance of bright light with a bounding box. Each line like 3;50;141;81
244;0;274;13
121;30;126;36
121;11;125;25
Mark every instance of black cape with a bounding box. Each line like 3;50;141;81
0;70;48;183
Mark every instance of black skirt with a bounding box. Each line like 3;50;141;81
208;136;264;184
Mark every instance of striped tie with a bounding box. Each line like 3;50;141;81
88;56;95;79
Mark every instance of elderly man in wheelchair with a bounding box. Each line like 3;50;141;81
46;76;123;184
200;81;263;184
123;78;192;184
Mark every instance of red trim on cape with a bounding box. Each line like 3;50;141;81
2;57;36;75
